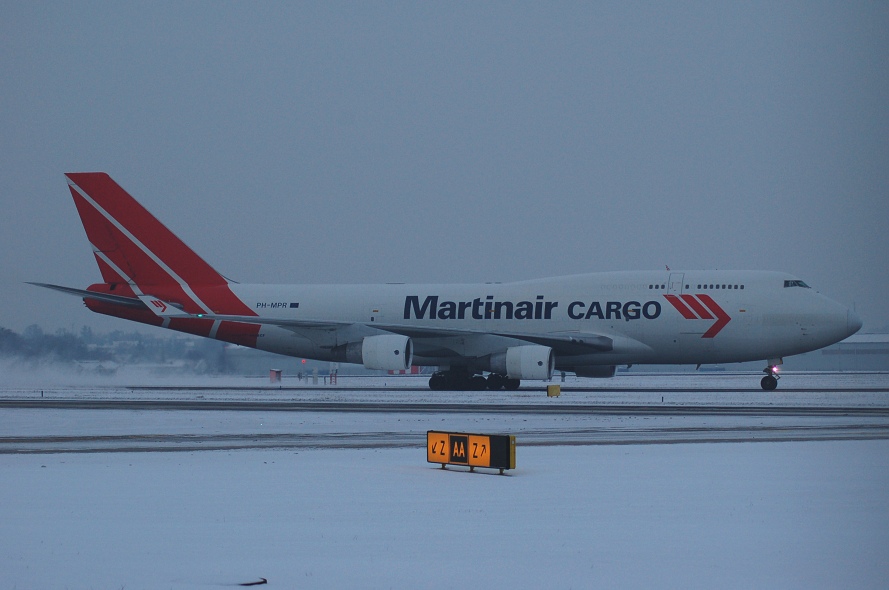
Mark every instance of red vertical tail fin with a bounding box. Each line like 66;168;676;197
65;173;227;290
64;173;256;328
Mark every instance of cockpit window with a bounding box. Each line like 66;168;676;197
783;280;810;288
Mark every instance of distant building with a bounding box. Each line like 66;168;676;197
802;333;889;372
222;343;381;376
620;334;889;374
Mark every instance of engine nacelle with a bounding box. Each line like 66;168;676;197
335;334;413;371
490;345;554;380
362;334;412;371
574;365;617;378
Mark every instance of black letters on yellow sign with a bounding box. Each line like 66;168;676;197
468;435;489;467
426;432;449;464
450;435;469;464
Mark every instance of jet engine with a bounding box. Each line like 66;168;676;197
333;334;413;371
490;345;554;380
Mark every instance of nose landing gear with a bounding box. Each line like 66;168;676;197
761;365;780;390
759;358;783;390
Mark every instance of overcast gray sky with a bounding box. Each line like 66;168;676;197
2;2;887;335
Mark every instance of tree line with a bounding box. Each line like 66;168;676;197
0;325;228;372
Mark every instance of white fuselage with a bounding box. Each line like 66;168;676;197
231;270;860;371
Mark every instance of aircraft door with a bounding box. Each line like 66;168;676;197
668;273;685;295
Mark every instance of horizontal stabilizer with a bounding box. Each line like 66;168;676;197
27;283;146;309
137;295;192;318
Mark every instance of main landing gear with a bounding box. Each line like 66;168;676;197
429;370;520;391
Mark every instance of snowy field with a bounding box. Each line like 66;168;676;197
4;443;888;589
2;372;888;589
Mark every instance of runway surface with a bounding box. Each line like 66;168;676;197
3;375;888;453
4;423;889;454
4;398;889;416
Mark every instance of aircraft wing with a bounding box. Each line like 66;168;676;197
491;331;613;354
136;307;616;355
353;323;614;355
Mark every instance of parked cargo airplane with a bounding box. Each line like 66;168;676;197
32;173;861;390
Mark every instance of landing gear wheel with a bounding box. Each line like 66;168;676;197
429;372;447;391
486;373;507;391
469;375;488;391
761;375;778;391
504;378;520;391
429;370;488;391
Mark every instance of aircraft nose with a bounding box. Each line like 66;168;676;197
847;309;863;337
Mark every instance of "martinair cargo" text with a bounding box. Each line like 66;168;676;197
403;295;661;321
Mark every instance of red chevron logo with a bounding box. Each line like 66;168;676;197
663;294;731;338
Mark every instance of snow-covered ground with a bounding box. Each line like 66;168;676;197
2;373;888;588
4;442;888;589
